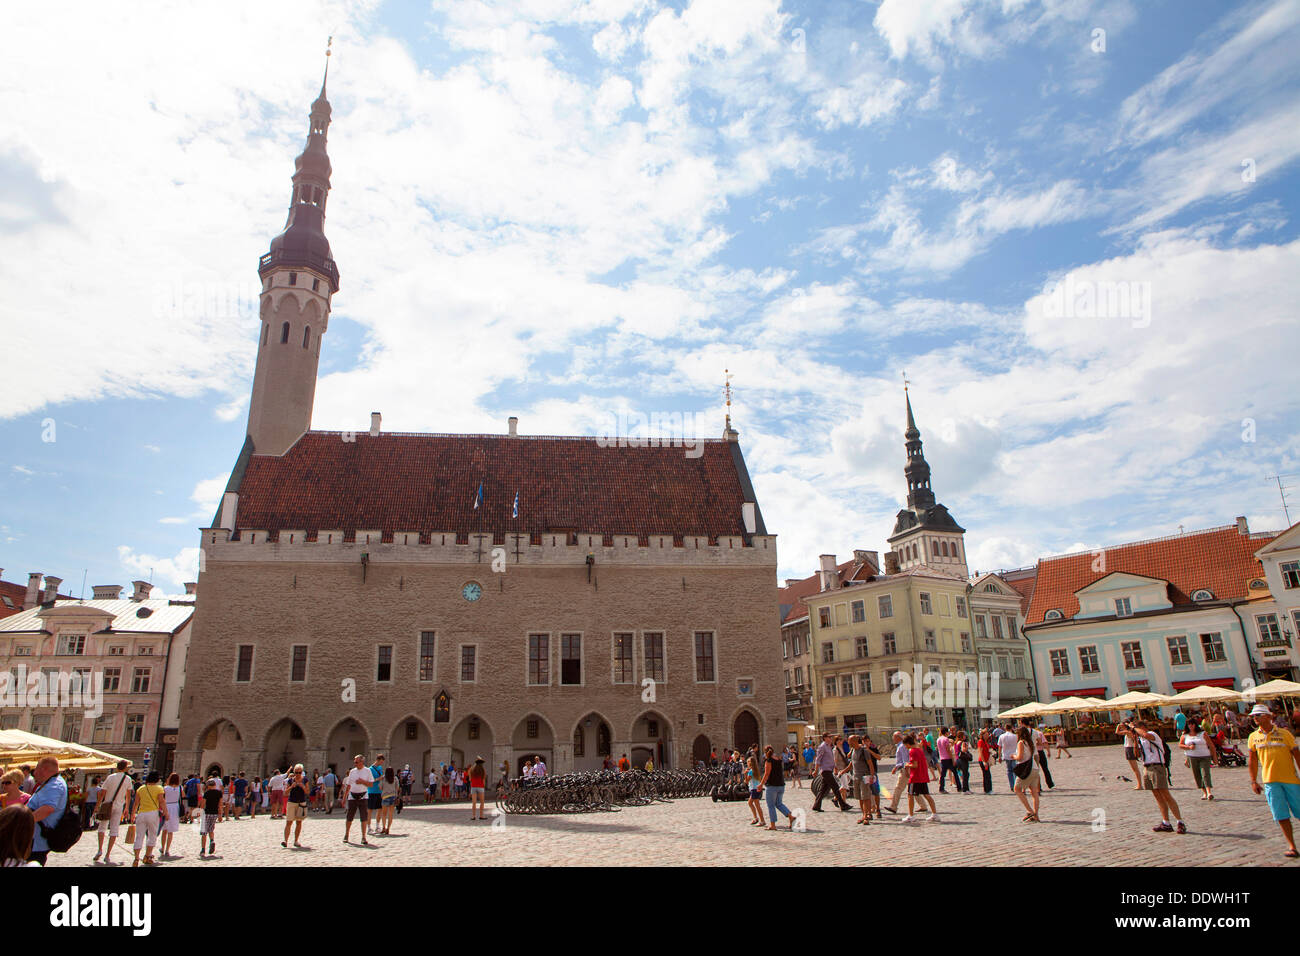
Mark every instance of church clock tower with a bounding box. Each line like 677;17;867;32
245;48;340;457
887;387;968;576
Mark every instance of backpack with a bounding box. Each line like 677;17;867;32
1162;736;1173;769
32;779;82;853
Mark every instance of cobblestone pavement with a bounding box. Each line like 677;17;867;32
49;746;1295;866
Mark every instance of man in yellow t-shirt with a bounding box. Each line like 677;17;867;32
1246;704;1300;859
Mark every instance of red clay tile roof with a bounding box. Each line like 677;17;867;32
1024;525;1275;626
778;556;885;624
999;568;1037;617
0;580;26;619
232;432;763;541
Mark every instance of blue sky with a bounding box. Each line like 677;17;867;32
1;0;1298;595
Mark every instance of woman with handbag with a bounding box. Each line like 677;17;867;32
1012;727;1041;823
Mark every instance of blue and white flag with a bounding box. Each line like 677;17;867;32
512;490;519;518
473;482;483;510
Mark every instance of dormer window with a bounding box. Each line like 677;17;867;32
1044;609;1064;621
1114;597;1133;617
1191;589;1214;602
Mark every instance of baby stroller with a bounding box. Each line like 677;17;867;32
1217;740;1247;768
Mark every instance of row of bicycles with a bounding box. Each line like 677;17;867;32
496;766;742;814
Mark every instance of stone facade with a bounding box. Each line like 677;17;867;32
175;537;781;778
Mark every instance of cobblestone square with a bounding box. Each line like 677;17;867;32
47;746;1294;867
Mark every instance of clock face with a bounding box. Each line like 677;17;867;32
462;582;482;602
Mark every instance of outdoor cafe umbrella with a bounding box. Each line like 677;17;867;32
996;701;1049;719
0;729;125;772
1163;684;1244;706
1246;678;1300;700
1096;690;1172;713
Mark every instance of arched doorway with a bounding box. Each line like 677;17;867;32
573;712;613;771
449;714;494;775
512;714;554;773
325;717;371;773
264;718;307;776
197;719;242;776
691;734;711;767
389;716;433;780
630;710;672;770
733;710;760;754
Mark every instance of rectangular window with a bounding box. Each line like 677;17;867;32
108;646;125;656
992;616;1004;639
1079;645;1099;674
840;675;854;696
138;647;153;656
997;656;1011;679
376;645;393;682
56;633;85;656
103;667;121;693
561;633;582;685
613;633;634;683
784;669;791;690
919;592;933;615
794;665;803;688
924;629;936;652
1049;649;1070;677
960;632;971;654
792;634;802;656
1006;616;1018;637
975;615;987;638
131;667;151;694
782;638;788;659
878;595;893;618
818;607;832;628
528;633;550;685
694;631;716;682
851;600;865;623
821;642;834;664
235;645;254;682
124;714;144;744
956;596;968;618
1167;635;1191;666
418;631;436;682
30;714;50;737
290;645;308;682
859;672;872;694
885;668;899;690
882;632;896;655
13;646;31;656
1281;561;1300;590
824;677;837;697
1013;657;1025;679
1257;614;1282;644
855;636;869;658
643;632;665;682
1122;641;1144;669
460;645;476;683
92;716;113;744
1200;632;1226;663
61;714;80;743
1114;597;1132;617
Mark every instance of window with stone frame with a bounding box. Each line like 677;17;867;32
1257;614;1282;644
376;645;393;682
858;672;872;694
794;665;803;688
61;714;80;743
956;596;968;618
1282;561;1300;590
840;674;854;696
882;632;897;655
613;632;634;683
56;633;85;656
821;641;834;663
851;600;866;623
694;631;715;682
460;645;476;683
818;607;832;628
975;615;987;638
643;632;665;682
1114;597;1133;617
960;632;971;654
92;715;113;744
919;593;933;615
855;635;869;658
124;714;145;744
924;629;936;652
824;677;836;697
291;645;308;682
1166;635;1191;666
131;667;151;693
528;634;550;685
235;645;254;682
103;667;121;693
1049;649;1070;676
560;633;582;685
1078;645;1100;674
418;631;436;682
992;616;1004;639
878;595;893;618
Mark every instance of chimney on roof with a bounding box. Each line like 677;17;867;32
42;575;62;604
784;578;801;588
92;585;122;601
369;412;381;437
131;580;153;602
853;550;879;573
1236;515;1249;535
884;551;901;575
818;554;838;592
184;582;198;596
24;573;41;610
508;416;518;436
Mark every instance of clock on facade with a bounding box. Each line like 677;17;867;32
462;582;482;602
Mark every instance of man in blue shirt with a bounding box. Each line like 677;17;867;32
801;743;816;779
367;754;385;835
321;768;338;814
28;756;67;865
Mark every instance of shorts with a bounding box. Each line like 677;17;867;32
200;812;218;835
286;802;307;821
1123;746;1138;761
470;787;484;798
854;778;879;800
186;795;199;809
367;793;382;810
1263;782;1300;822
908;782;929;796
346;795;370;824
748;786;761;799
382;795;398;807
1142;765;1170;790
1014;768;1041;792
96;809;125;837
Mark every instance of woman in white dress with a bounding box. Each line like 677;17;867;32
159;773;182;858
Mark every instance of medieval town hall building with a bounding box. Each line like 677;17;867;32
174;73;782;779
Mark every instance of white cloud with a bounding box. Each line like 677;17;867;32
116;544;200;596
